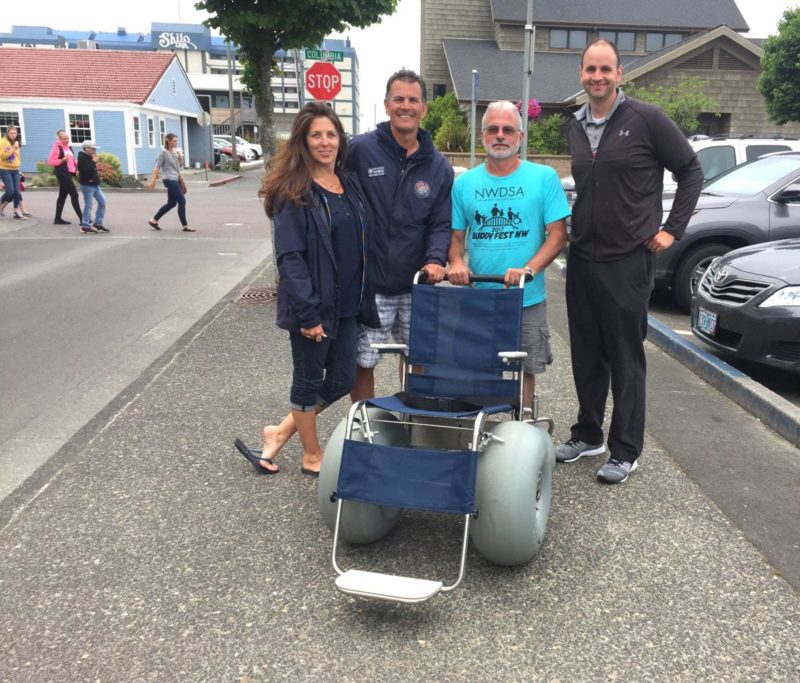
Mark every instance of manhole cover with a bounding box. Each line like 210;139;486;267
234;287;277;303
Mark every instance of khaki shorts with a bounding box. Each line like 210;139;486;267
521;300;553;374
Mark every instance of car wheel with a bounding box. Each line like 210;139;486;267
673;242;730;312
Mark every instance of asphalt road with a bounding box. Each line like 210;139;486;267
1;257;798;681
0;169;270;501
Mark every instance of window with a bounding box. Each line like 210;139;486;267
147;117;155;147
696;146;736;182
159;119;166;146
646;32;683;52
216;95;229;108
549;29;587;50
0;110;22;142
68;112;92;143
745;144;790;161
133;115;141;146
598;31;635;51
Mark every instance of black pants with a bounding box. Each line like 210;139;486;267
565;246;654;463
55;174;82;221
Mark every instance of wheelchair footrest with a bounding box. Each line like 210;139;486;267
335;569;443;603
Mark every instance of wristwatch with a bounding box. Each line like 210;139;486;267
523;266;535;276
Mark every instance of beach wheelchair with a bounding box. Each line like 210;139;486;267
317;273;555;603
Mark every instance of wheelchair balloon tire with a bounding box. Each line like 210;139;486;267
470;420;555;566
318;408;406;544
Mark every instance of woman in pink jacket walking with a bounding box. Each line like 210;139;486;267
47;130;82;225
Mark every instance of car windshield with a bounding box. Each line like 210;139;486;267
704;156;800;196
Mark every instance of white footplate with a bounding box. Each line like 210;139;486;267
335;569;443;603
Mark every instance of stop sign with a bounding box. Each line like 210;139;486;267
305;61;342;101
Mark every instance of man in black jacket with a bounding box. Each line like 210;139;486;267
346;69;453;400
559;39;703;484
77;140;109;234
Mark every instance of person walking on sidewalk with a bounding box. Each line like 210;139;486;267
233;102;375;478
76;140;109;234
345;69;453;401
0;126;26;220
47;129;83;225
147;133;195;232
558;39;703;484
448;100;568;414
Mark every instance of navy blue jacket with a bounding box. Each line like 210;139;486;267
274;173;377;337
346;122;453;295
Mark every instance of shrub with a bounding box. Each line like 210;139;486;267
36;160;54;176
423;92;466;144
434;112;470;153
527;113;568;155
97;162;122;187
98;152;122;176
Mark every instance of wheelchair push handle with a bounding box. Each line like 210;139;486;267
414;271;532;287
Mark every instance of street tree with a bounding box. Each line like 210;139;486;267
758;8;800;125
624;77;718;135
196;0;397;160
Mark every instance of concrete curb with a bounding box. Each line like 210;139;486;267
208;175;243;187
646;317;800;447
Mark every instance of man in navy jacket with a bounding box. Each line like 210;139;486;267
347;69;454;400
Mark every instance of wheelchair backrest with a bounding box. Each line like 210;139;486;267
406;284;523;404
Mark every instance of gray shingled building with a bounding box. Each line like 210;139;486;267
420;0;800;136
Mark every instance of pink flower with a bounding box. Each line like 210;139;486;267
516;98;542;121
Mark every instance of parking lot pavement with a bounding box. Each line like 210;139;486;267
1;263;799;681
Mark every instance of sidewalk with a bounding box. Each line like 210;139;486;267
1;261;798;682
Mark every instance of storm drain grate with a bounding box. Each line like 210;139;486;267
234;286;277;304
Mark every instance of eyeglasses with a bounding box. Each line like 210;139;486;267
483;125;520;136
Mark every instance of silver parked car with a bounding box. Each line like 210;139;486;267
656;152;800;310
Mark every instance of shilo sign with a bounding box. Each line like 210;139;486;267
158;32;197;49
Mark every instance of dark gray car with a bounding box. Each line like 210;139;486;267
657;152;800;310
691;239;800;373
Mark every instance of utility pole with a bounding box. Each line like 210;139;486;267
520;0;535;160
470;70;479;168
226;38;239;170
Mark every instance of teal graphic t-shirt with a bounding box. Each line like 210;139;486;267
451;160;570;307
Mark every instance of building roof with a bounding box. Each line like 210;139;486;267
0;47;175;103
489;0;748;31
443;25;761;106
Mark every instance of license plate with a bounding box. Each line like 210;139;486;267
697;307;717;336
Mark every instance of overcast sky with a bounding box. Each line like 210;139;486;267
1;0;796;130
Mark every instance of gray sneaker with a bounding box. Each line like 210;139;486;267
555;438;606;463
597;458;638;484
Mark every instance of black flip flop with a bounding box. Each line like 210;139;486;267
233;438;279;475
300;467;320;478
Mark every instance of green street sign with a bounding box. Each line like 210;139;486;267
305;48;344;62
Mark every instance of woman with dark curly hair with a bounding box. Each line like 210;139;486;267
233;102;376;477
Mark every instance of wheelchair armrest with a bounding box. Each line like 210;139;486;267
371;343;409;356
498;351;528;364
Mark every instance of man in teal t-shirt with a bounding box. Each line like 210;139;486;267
449;100;569;409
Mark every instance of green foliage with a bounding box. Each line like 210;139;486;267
624;77;718;134
434;113;470;152
758;8;800;125
36;160;53;176
527;113;568;155
422;92;464;141
196;0;398;155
